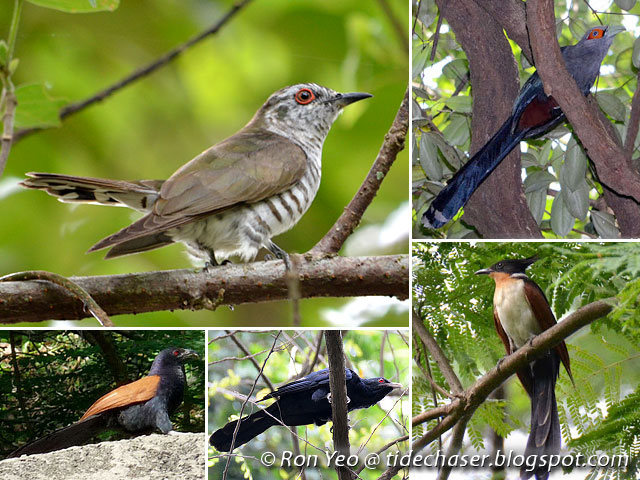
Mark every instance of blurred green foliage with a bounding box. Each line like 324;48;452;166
0;329;205;458
412;242;640;478
0;0;409;327
207;330;410;479
412;0;640;238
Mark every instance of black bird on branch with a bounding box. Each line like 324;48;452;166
210;367;402;452
8;347;199;458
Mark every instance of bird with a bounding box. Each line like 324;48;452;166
209;367;402;452
422;25;624;230
7;347;199;458
21;84;372;268
475;256;574;480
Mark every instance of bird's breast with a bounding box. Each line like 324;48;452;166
493;278;541;348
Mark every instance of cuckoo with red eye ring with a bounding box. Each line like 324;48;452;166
422;25;624;230
21;84;372;269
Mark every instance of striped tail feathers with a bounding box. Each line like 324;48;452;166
421;119;526;229
21;173;162;212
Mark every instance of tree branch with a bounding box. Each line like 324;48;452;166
0;254;408;323
12;0;254;142
411;298;614;455
527;0;640;204
326;331;353;480
311;89;408;254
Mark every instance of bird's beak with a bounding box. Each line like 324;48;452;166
387;382;403;389
330;92;373;108
180;349;200;360
606;25;625;37
474;268;492;276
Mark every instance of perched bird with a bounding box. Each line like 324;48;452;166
21;84;372;267
475;256;574;480
8;347;199;458
422;25;624;229
210;367;402;452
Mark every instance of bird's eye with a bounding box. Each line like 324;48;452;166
587;28;604;40
294;88;315;105
173;349;180;356
378;379;385;383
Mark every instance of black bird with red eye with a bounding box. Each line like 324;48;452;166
210;367;402;452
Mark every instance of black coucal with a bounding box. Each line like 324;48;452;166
210;367;402;452
8;347;199;458
475;257;574;480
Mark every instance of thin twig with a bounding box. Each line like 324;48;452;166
13;0;254;142
310;89;408;254
222;331;281;479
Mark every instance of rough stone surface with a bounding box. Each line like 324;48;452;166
0;433;205;480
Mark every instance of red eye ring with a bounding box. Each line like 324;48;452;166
378;378;385;383
295;88;315;105
587;27;604;40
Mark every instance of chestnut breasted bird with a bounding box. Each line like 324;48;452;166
21;84;372;268
476;256;574;480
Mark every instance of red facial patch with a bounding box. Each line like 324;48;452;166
294;88;315;105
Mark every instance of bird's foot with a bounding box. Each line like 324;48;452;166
265;242;291;270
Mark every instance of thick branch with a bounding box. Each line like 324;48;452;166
311;89;408;254
411;298;614;453
13;0;253;142
0;254;408;323
325;331;353;480
527;1;640;205
436;0;541;237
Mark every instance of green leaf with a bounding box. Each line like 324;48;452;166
412;43;427;80
526;188;547;224
561;182;589;220
524;170;556;194
615;0;636;11
0;40;8;67
596;91;626;122
632;37;640;69
443;114;469;146
563;138;588;191
14;84;66;129
443;95;472;114
26;0;119;14
550;194;573;236
8;58;19;75
442;59;468;83
419;133;443;181
591;211;620;238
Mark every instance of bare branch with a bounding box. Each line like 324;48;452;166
0;254;408;323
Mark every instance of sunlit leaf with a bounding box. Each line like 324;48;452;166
26;0;118;13
13;84;65;129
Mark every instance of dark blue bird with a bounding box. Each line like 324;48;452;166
422;25;623;230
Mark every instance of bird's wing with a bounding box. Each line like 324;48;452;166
80;375;161;420
89;129;307;251
156;129;307;222
523;280;574;385
261;369;333;400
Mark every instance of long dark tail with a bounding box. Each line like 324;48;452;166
7;415;109;458
521;352;561;480
210;408;278;452
421;118;525;229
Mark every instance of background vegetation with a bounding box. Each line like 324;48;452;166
208;329;410;480
0;329;205;459
412;242;640;479
0;0;409;326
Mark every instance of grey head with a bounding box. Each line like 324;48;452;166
564;25;624;92
247;83;372;152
